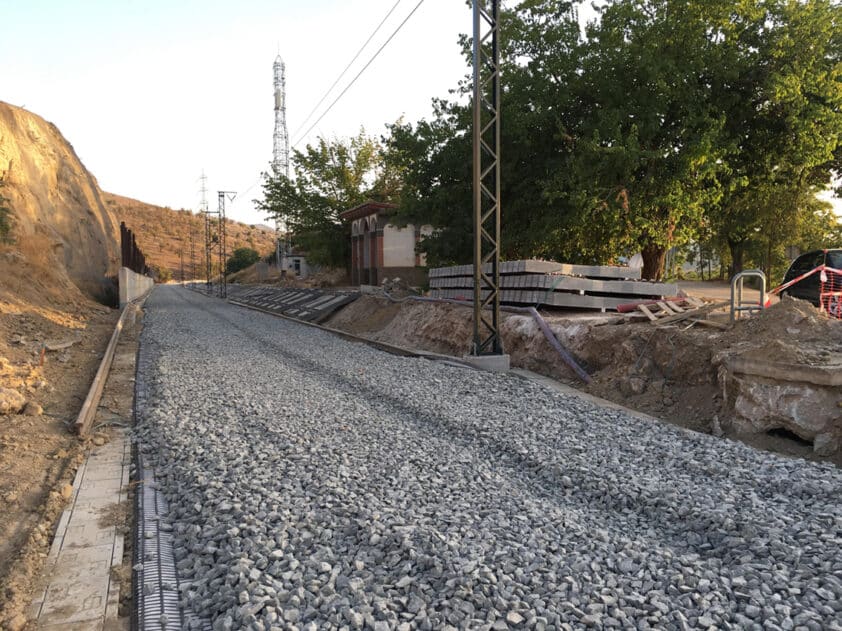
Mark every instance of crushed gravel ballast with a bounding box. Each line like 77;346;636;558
134;286;842;631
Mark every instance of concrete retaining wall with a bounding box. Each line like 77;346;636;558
118;267;153;307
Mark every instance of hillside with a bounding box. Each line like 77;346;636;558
0;102;126;627
104;192;277;280
0;101;120;301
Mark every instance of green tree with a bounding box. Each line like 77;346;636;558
384;3;593;267
555;0;737;279
384;103;473;266
387;0;842;280
226;247;260;274
257;130;394;268
707;0;842;274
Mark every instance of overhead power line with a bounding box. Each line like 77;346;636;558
291;0;404;141
292;0;427;148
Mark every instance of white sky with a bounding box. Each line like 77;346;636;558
2;0;474;225
2;1;838;226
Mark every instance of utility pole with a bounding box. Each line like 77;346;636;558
204;208;213;290
200;171;212;291
189;226;195;283
471;0;506;367
217;191;236;299
179;248;184;283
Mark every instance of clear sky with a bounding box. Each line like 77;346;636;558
3;1;838;227
2;0;474;225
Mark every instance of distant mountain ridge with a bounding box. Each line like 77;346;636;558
104;193;277;280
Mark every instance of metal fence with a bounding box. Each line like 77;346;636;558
120;221;149;275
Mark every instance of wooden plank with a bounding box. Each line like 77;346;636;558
690;318;730;331
638;304;659;321
654;300;730;326
73;302;135;435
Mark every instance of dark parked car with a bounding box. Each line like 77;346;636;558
781;248;842;309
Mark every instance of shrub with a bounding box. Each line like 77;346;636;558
226;247;260;275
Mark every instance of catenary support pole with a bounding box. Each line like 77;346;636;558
472;0;503;356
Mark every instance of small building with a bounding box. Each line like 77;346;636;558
287;251;310;279
279;246;311;279
340;201;432;286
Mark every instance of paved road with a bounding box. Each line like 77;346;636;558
135;286;842;631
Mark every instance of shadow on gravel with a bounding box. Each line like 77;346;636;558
165;288;838;571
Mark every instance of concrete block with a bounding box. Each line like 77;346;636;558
462;354;511;372
430;260;641;280
118;267;153;307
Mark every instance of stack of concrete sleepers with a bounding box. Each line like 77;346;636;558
227;286;359;323
428;260;678;311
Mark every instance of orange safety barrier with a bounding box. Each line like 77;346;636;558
769;264;842;319
820;266;842;318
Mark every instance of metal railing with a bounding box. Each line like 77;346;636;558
730;269;766;322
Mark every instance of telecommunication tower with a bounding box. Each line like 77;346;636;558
273;54;290;270
273;55;290;177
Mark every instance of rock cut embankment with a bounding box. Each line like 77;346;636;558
0;101;119;300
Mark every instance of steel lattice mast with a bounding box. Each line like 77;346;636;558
472;0;503;357
273;55;290;177
273;55;290;271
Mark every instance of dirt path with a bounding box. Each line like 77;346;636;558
0;296;119;629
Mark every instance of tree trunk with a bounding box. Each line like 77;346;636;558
728;238;745;278
641;244;667;281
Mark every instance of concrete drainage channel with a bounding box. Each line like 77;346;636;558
31;296;147;630
133;344;210;630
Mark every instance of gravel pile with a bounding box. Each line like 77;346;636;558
136;287;842;631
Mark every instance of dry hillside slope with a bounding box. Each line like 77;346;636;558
0;101;119;300
106;192;278;280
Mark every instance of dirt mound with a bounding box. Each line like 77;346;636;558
720;296;841;366
0;102;120;300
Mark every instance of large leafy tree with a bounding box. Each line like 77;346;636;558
708;0;842;275
558;0;737;279
387;0;841;280
384;102;473;266
257;131;394;268
386;1;734;278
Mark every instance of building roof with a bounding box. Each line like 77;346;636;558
339;201;398;222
